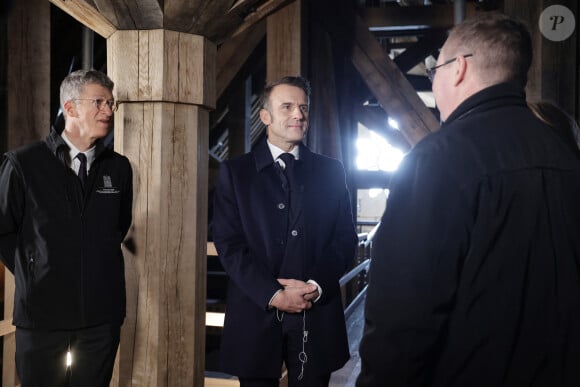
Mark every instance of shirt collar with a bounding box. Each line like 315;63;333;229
61;131;96;169
267;140;300;162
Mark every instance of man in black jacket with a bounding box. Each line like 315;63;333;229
0;69;133;386
357;12;580;387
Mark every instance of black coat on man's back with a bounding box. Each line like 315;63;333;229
358;83;580;386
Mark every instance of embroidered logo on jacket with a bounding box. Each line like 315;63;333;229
96;175;120;194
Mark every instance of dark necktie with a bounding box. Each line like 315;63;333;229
279;153;296;190
77;153;87;189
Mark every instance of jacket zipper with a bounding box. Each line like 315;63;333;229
27;254;35;321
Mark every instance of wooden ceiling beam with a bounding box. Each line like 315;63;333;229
362;3;478;30
230;0;295;38
93;0;162;30
405;74;433;92
267;0;303;82
50;0;294;46
48;0;117;38
216;20;266;98
313;0;440;146
161;0;274;44
164;0;235;38
393;30;447;73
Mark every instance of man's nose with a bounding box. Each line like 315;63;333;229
102;105;114;116
292;106;305;119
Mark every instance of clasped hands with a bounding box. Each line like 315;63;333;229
270;278;319;313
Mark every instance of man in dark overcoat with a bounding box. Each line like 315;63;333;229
213;76;358;387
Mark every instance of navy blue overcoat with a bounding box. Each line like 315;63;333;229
213;138;358;378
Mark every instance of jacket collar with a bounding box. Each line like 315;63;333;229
45;126;68;155
444;82;527;126
45;126;108;163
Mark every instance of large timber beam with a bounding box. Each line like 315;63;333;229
362;3;478;30
393;31;447;73
48;0;117;38
217;20;266;99
267;0;304;81
312;0;440;146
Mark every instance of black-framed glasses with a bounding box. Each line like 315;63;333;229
426;54;473;82
73;98;118;112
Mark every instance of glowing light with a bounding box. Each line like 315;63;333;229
387;117;399;130
206;312;225;327
356;138;381;170
367;189;391;199
356;128;404;172
368;188;383;198
66;351;72;367
378;148;404;171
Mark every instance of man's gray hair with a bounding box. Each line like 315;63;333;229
60;69;114;116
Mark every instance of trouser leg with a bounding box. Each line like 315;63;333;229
16;327;70;387
68;323;120;387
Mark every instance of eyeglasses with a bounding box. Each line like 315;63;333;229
426;54;473;82
73;98;118;112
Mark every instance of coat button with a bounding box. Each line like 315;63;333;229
278;203;286;210
291;230;298;237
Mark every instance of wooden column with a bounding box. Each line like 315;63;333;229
267;0;304;81
504;0;578;117
225;77;252;157
108;29;214;387
6;0;50;149
3;0;50;385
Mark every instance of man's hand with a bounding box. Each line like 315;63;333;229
303;288;320;302
270;279;317;313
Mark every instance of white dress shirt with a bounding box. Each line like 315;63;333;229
61;131;96;175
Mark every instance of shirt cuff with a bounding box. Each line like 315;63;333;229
268;289;283;309
307;279;322;303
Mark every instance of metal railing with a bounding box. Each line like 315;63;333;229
339;222;380;317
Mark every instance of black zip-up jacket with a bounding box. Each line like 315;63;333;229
0;127;133;329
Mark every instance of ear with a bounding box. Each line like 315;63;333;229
63;100;77;118
259;108;271;125
452;55;469;86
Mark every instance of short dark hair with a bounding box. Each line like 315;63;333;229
260;76;311;110
446;12;532;88
60;69;114;114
